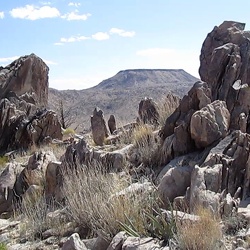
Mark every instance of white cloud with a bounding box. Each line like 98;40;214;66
68;2;81;7
61;11;90;21
92;32;109;41
0;56;19;64
43;59;58;65
54;42;64;46
110;28;135;37
60;35;90;43
0;12;4;19
136;48;200;77
10;5;60;20
50;75;106;90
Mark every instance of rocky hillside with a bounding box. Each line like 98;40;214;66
48;69;198;131
1;21;250;250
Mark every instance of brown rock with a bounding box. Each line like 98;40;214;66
138;97;159;125
108;114;117;134
199;21;250;131
91;108;109;146
190;100;230;148
0;162;23;214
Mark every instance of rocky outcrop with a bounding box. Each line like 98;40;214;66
0;54;62;152
108;114;117;134
91;108;109;146
138;97;159;125
199;21;250;131
190;100;230;148
0;53;49;107
158;21;250;216
0;162;23;214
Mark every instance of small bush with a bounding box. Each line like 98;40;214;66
131;124;160;167
0;243;7;250
176;207;222;250
223;214;248;235
63;127;75;136
15;193;61;240
0;156;8;168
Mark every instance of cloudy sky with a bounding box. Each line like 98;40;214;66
1;0;250;90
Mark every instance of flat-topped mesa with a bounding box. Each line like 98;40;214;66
0;53;49;107
199;20;250;131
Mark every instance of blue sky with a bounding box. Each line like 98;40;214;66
1;0;250;90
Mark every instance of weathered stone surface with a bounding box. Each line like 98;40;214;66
62;233;87;250
0;54;62;152
45;161;62;201
0;53;49;107
190;100;230;148
91;108;109;146
158;165;192;204
0;162;23;214
122;237;161;250
107;231;127;250
108;114;117;134
138;97;159;125
199;21;250;131
14;151;56;198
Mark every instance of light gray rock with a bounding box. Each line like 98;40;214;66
190;100;230;148
107;231;127;250
62;233;87;250
122;237;162;250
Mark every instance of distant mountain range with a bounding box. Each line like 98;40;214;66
48;69;199;131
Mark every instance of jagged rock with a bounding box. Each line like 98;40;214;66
92;232;111;250
0;53;49;107
61;139;131;172
190;100;230;148
199;21;250;131
91;108;109;146
0;162;23;214
45;161;62;201
108;114;117;134
14;151;56;198
62;233;87;250
138;97;159;125
0;55;62;152
159;81;211;163
107;231;127;250
158;165;192;204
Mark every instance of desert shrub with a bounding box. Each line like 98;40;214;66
0;156;8;168
15;192;63;240
63;127;75;136
0;243;7;250
62;164;175;240
157;94;180;127
131;124;160;167
175;207;222;250
223;214;248;235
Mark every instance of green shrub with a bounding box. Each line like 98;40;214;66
63;128;75;136
0;243;7;250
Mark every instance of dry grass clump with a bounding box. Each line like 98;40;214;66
15;193;58;240
131;124;160;166
157;93;180;127
62;164;160;238
176;207;222;250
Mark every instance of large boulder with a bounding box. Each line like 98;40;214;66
0;53;49;107
199;21;250;131
91;108;109;146
0;162;23;214
138;97;159;125
0;54;62;152
190;100;230;148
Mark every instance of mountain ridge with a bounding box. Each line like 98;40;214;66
48;69;199;131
